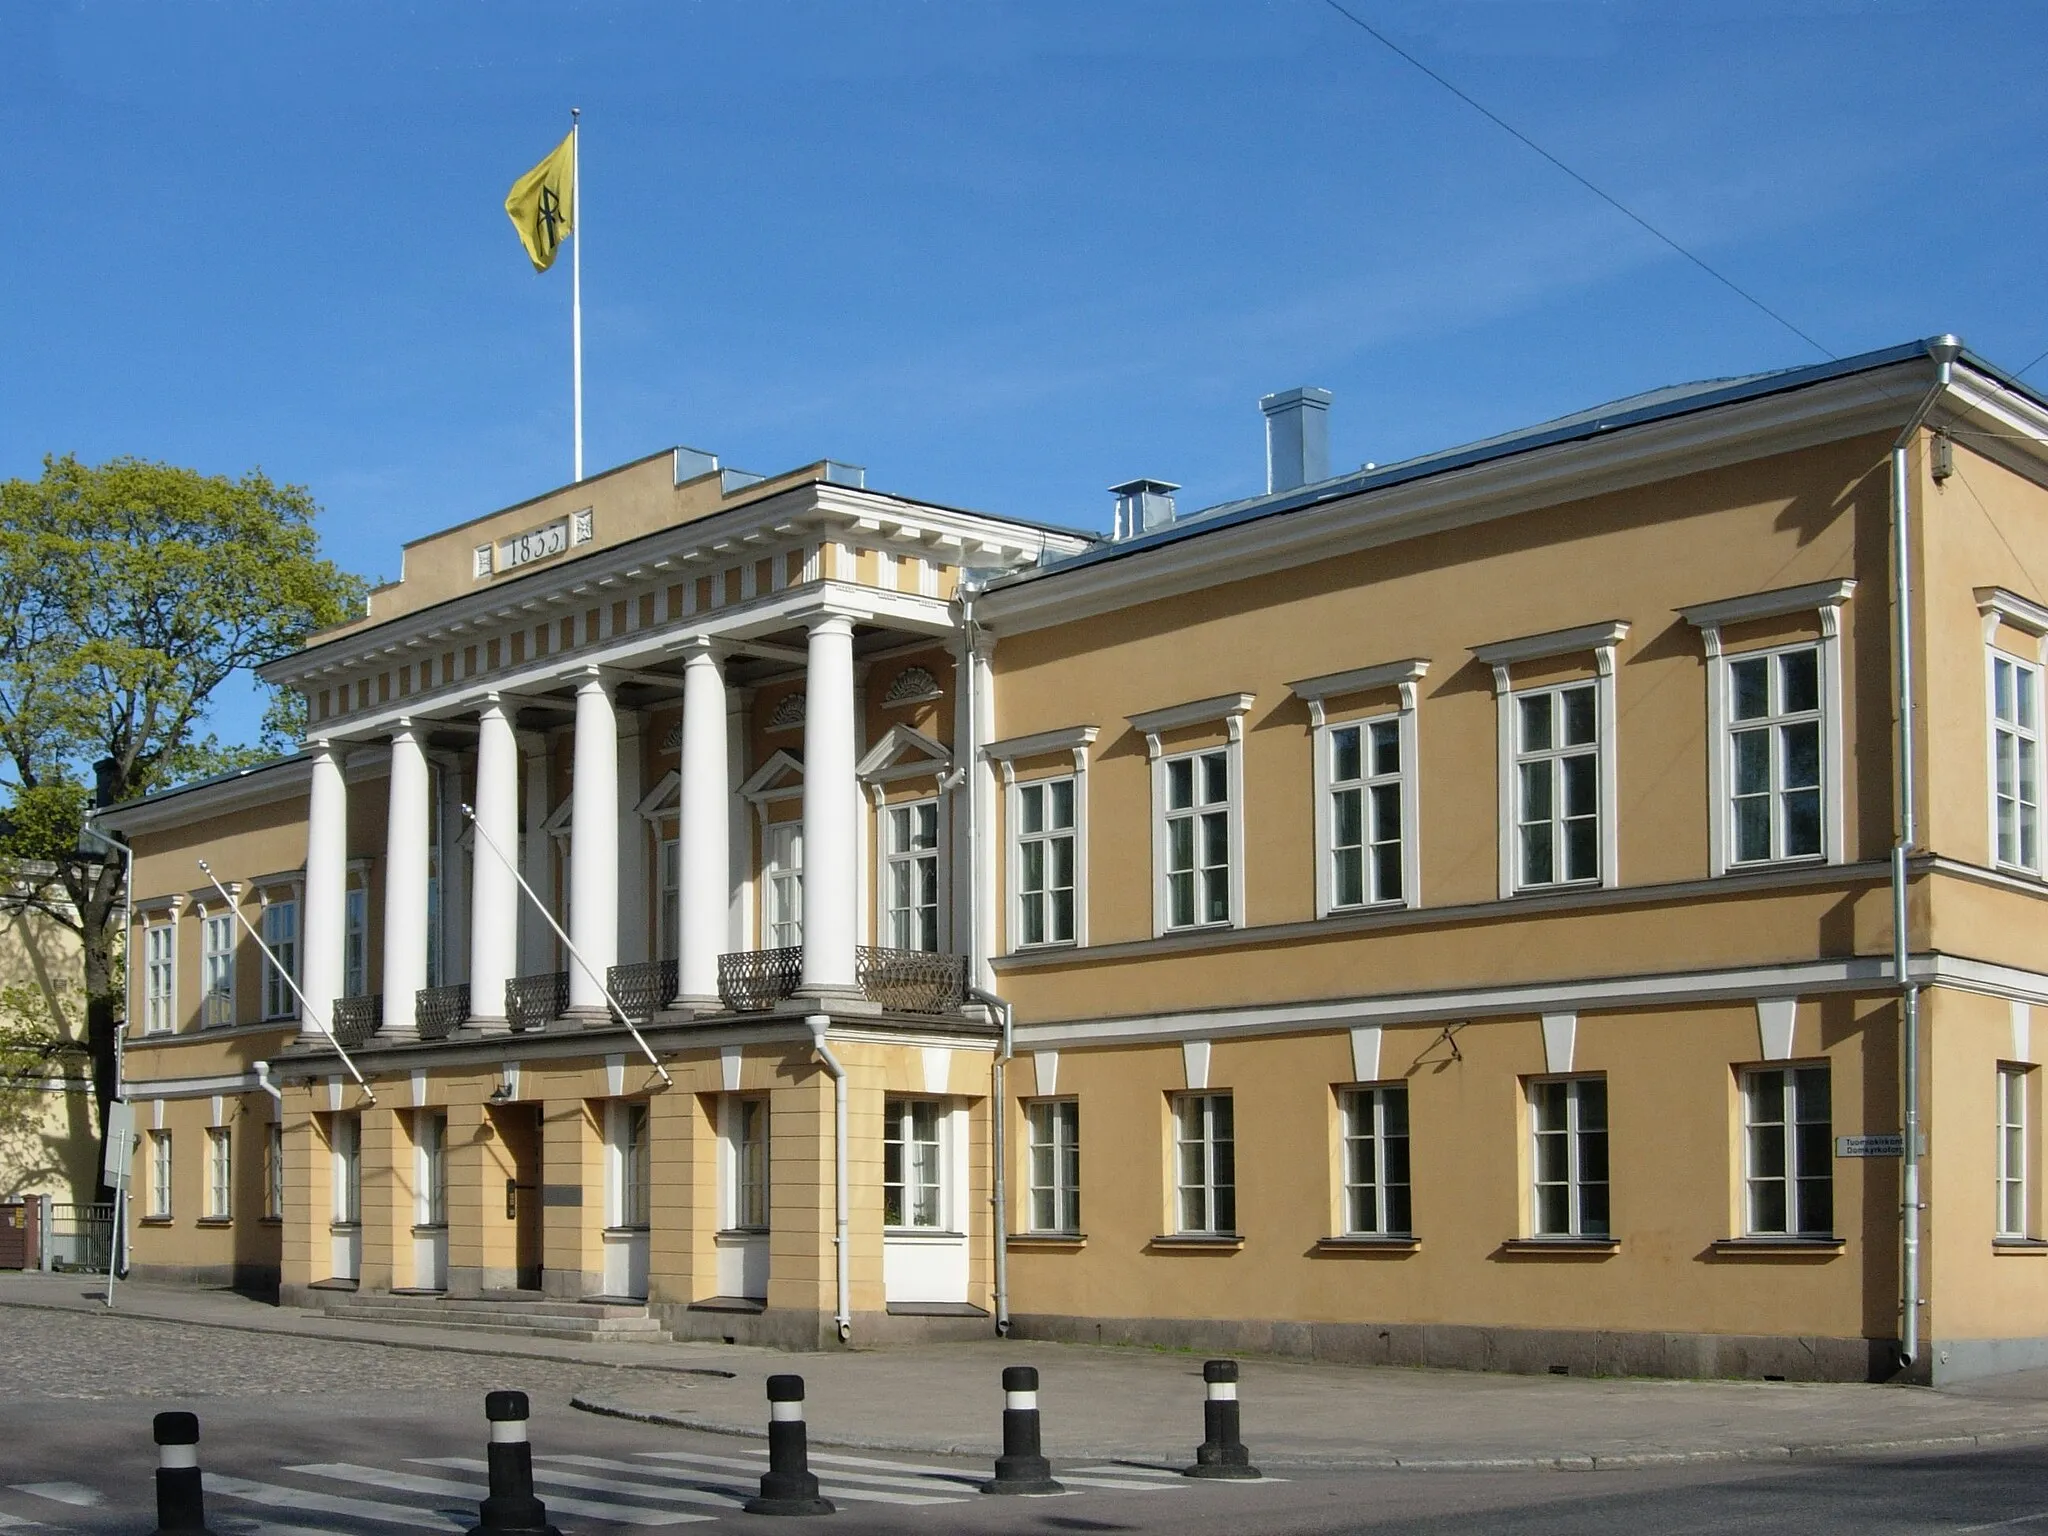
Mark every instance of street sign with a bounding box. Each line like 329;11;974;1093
102;1100;135;1188
1837;1133;1905;1158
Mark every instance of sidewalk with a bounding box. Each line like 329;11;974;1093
10;1271;2048;1468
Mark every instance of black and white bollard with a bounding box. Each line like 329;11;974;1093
466;1391;562;1536
981;1364;1064;1495
151;1411;216;1536
1183;1359;1261;1479
743;1374;834;1516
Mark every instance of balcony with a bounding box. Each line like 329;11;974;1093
331;994;382;1047
414;983;471;1040
606;959;678;1025
505;971;570;1032
716;946;968;1016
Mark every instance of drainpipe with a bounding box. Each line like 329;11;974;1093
1892;333;1964;1372
806;1013;852;1343
969;985;1015;1337
252;1060;284;1105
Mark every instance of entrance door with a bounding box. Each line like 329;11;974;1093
491;1104;544;1291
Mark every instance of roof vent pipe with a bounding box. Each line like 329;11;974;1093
1261;386;1332;493
1109;478;1180;540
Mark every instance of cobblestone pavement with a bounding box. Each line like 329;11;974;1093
2;1304;641;1400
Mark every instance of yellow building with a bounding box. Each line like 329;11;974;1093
101;338;2048;1382
0;867;98;1218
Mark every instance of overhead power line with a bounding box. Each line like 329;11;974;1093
1315;0;1836;361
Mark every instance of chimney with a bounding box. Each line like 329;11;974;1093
1260;386;1332;494
93;757;121;809
1109;478;1180;540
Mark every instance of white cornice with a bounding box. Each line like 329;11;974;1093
1470;621;1629;670
1127;692;1256;759
1680;579;1856;635
984;724;1100;763
1289;659;1429;724
1978;585;2048;641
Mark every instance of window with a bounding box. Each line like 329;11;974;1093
1014;778;1077;947
330;1114;360;1226
1173;1093;1236;1235
764;822;803;949
265;1124;285;1220
883;799;941;952
1999;1065;2029;1240
1163;749;1232;929
1992;653;2041;873
884;1097;945;1229
729;1097;769;1231
658;836;679;962
206;1127;232;1220
261;899;298;1019
1515;684;1600;889
1529;1077;1608;1237
148;1130;173;1219
613;1102;651;1229
1727;646;1823;865
343;887;368;998
416;1112;447;1227
144;925;176;1034
1026;1100;1080;1233
1743;1065;1832;1237
201;914;235;1028
1328;718;1405;909
1341;1085;1412;1236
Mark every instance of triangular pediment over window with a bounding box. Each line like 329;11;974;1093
856;724;952;787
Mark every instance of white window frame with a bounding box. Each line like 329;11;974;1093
201;911;235;1028
1741;1064;1833;1238
989;724;1097;953
149;1129;173;1220
265;1122;286;1220
1684;581;1853;875
261;898;299;1021
1474;624;1625;900
657;834;679;962
1999;1063;2030;1240
1025;1098;1081;1234
144;923;177;1035
1527;1075;1609;1239
1340;1084;1412;1237
1511;680;1604;891
1172;1091;1237;1236
206;1125;232;1220
883;1096;951;1232
343;886;369;999
415;1111;447;1228
1720;641;1829;868
330;1114;360;1227
1990;649;2044;877
722;1095;770;1233
1012;775;1079;948
1129;695;1252;937
608;1100;651;1230
763;821;803;950
880;795;943;953
1293;660;1427;918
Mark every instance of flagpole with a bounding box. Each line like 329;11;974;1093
571;106;583;483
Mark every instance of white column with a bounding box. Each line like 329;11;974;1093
301;739;348;1044
568;667;619;1014
799;614;860;998
676;641;730;1008
470;697;520;1027
381;724;430;1038
518;732;553;973
615;709;648;966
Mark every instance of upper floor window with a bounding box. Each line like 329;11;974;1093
1742;1064;1832;1237
1529;1076;1608;1238
764;822;803;949
1163;749;1233;929
1025;1099;1080;1234
201;913;235;1028
1014;777;1076;948
1515;683;1601;889
261;899;298;1020
658;837;679;962
1727;646;1823;865
343;887;368;998
1992;652;2041;874
1329;718;1405;909
882;798;941;952
144;924;176;1035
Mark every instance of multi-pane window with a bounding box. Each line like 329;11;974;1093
1529;1077;1609;1237
615;1102;651;1228
1999;1065;2029;1239
148;1130;173;1219
1728;646;1823;864
1743;1065;1832;1237
764;823;803;949
658;837;679;962
883;1097;945;1229
732;1097;769;1231
206;1127;232;1219
201;914;235;1028
1341;1085;1412;1236
261;900;298;1019
144;925;175;1034
884;799;941;952
1993;654;2041;872
1515;684;1600;888
330;1114;360;1226
416;1112;447;1227
1015;778;1076;947
1026;1099;1080;1233
265;1124;286;1220
1164;749;1231;928
343;887;368;998
1174;1093;1236;1235
1329;718;1405;908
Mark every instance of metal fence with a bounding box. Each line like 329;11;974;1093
47;1201;114;1273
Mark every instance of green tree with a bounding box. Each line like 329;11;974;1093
0;454;364;1192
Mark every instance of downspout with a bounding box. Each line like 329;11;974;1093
806;1013;852;1343
1892;333;1963;1372
252;1060;284;1105
971;984;1013;1336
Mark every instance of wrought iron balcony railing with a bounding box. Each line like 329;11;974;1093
715;946;968;1016
331;993;382;1047
415;983;470;1041
606;959;678;1025
505;970;570;1032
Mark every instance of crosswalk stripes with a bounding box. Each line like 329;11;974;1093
9;1484;100;1509
205;1473;464;1532
0;1513;43;1528
540;1453;962;1506
784;1447;1188;1494
288;1465;707;1527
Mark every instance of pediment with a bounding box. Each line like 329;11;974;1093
857;723;953;785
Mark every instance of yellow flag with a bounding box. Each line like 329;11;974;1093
505;130;576;272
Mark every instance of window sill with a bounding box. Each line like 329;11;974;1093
329;1221;361;1234
411;1224;448;1237
1710;1236;1843;1257
1148;1233;1244;1252
1994;1238;2048;1253
603;1225;651;1237
138;1216;173;1227
1315;1235;1419;1254
197;1217;233;1228
259;1216;283;1226
1498;1237;1618;1256
883;1229;967;1243
1008;1232;1086;1248
714;1227;769;1241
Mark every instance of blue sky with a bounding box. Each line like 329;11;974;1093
5;1;2047;750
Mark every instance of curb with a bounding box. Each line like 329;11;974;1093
569;1392;2048;1471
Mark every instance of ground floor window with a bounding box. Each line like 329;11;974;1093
1341;1084;1412;1236
727;1096;769;1232
415;1112;447;1227
2000;1064;2031;1240
206;1127;232;1219
1026;1099;1080;1233
884;1096;945;1229
265;1123;285;1220
1530;1076;1608;1238
330;1114;360;1226
1173;1092;1236;1235
610;1101;651;1229
1743;1064;1831;1237
148;1130;173;1219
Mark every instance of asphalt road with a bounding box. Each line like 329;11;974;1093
6;1308;2048;1534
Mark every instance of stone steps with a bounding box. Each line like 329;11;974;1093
321;1290;667;1342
